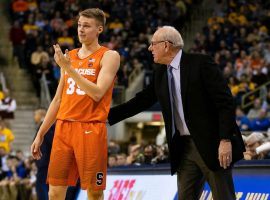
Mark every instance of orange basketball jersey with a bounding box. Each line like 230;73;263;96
57;46;114;122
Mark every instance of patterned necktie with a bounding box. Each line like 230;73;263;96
168;66;185;137
168;66;176;137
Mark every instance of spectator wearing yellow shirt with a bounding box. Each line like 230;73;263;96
0;91;4;101
57;30;74;49
23;17;39;34
0;121;14;153
108;18;124;34
228;76;239;97
235;74;256;106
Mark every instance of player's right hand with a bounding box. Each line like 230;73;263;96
31;134;44;160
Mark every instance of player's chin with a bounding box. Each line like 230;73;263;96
78;37;84;43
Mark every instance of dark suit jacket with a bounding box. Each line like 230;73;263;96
108;52;246;174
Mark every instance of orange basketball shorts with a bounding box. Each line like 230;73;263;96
47;120;107;190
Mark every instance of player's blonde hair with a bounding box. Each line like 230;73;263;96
79;8;106;28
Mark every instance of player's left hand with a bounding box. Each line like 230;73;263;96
53;44;71;69
218;139;232;169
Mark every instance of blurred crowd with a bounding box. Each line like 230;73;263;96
0;106;36;200
0;148;36;200
108;140;169;168
189;0;270;107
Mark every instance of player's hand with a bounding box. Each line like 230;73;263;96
31;134;44;160
218;139;232;169
53;44;71;69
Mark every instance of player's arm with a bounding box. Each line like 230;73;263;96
53;44;120;101
31;68;65;159
36;68;65;137
72;50;120;101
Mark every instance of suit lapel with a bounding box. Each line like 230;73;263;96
180;52;190;109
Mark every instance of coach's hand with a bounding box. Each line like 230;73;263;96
53;44;71;69
218;139;232;169
31;134;44;160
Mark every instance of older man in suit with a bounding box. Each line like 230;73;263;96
108;26;245;200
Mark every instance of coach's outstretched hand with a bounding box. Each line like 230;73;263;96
31;134;44;160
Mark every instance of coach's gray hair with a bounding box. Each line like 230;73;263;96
160;26;184;49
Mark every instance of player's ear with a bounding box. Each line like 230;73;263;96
98;26;103;34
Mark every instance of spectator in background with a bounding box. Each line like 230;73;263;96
126;144;143;165
15;150;25;167
116;153;127;166
244;132;266;160
50;11;66;33
236;106;250;131
11;0;28;20
30;47;51;97
6;155;27;180
0;155;28;200
249;109;270;131
0;147;8;181
249;51;264;72
20;158;37;200
0;120;14;153
255;141;270;159
228;76;239;98
108;155;117;168
263;42;270;66
236;74;255;106
35;57;56;98
247;98;265;119
108;140;120;155
143;144;157;164
30;46;50;70
57;29;74;50
0;85;4;101
152;144;169;164
9;20;26;69
0;89;17;120
23;15;39;35
234;50;250;79
108;18;124;34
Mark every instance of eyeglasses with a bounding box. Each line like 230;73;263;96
150;40;173;46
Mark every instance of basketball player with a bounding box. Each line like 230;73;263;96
31;8;120;200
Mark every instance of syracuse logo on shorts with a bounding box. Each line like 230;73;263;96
96;172;104;186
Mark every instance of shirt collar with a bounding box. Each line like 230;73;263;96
168;49;182;70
